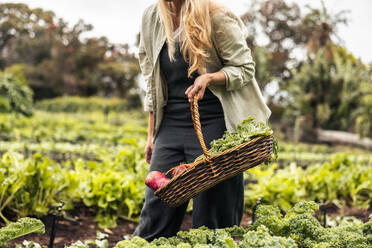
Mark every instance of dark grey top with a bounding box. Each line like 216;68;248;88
159;42;224;126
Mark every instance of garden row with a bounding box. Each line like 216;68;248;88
0;111;147;144
3;201;371;247
0;148;147;229
1;148;371;230
1;108;371;247
1;111;371;167
2;139;372;168
110;201;372;247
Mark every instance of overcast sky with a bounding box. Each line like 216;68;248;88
3;0;372;64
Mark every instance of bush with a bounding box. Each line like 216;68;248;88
35;96;135;113
0;71;34;116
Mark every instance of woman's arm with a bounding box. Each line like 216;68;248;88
145;112;154;164
185;9;255;101
211;9;255;91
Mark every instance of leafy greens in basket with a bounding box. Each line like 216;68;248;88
195;117;275;162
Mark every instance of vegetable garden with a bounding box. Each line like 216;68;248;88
0;98;371;247
1;0;372;247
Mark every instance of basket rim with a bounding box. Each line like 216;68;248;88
155;134;273;194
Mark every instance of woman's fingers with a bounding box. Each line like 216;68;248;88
185;75;209;101
188;87;196;100
185;85;194;96
188;84;202;101
197;88;205;100
146;151;152;164
145;147;150;163
145;143;153;164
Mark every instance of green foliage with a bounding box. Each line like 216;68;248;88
276;142;372;165
1;97;371;241
177;227;211;245
114;236;192;248
80;154;147;228
196;117;274;161
94;61;141;99
0;153;74;222
301;0;349;56
241;0;350;99
1;107;372;231
0;217;44;247
0;71;33;116
35;96;132;113
355;69;372;138
241;226;297;248
0;110;147;144
210;117;273;153
254;201;370;248
114;237;149;248
0;135;148;228
0;108;149;228
113;202;371;247
0;3;140;100
251;46;274;91
284;45;370;132
245;153;372;211
253;204;288;236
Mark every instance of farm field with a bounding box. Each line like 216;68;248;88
1;0;372;246
1;99;371;247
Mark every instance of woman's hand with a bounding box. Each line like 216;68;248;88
185;74;213;102
145;138;154;164
185;71;226;102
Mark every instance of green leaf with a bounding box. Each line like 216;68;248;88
0;217;45;247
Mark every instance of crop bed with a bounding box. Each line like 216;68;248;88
8;203;372;248
1;105;371;247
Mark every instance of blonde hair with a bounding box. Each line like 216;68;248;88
158;0;222;77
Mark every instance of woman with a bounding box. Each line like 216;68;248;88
133;0;271;241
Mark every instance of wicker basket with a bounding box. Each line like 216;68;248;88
154;97;273;207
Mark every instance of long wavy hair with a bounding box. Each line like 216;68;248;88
158;0;222;77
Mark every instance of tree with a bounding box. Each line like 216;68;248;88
241;0;304;85
240;0;349;94
0;3;55;68
302;0;349;59
0;3;141;103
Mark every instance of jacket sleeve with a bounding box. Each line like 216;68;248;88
138;16;154;112
211;9;256;91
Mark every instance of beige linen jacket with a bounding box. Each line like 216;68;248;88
139;4;271;142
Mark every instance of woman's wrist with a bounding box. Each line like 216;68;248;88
204;73;214;87
206;71;226;86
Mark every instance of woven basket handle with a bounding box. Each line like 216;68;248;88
190;96;211;162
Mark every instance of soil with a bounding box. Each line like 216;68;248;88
8;205;371;248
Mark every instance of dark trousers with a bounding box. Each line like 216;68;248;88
132;115;244;241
